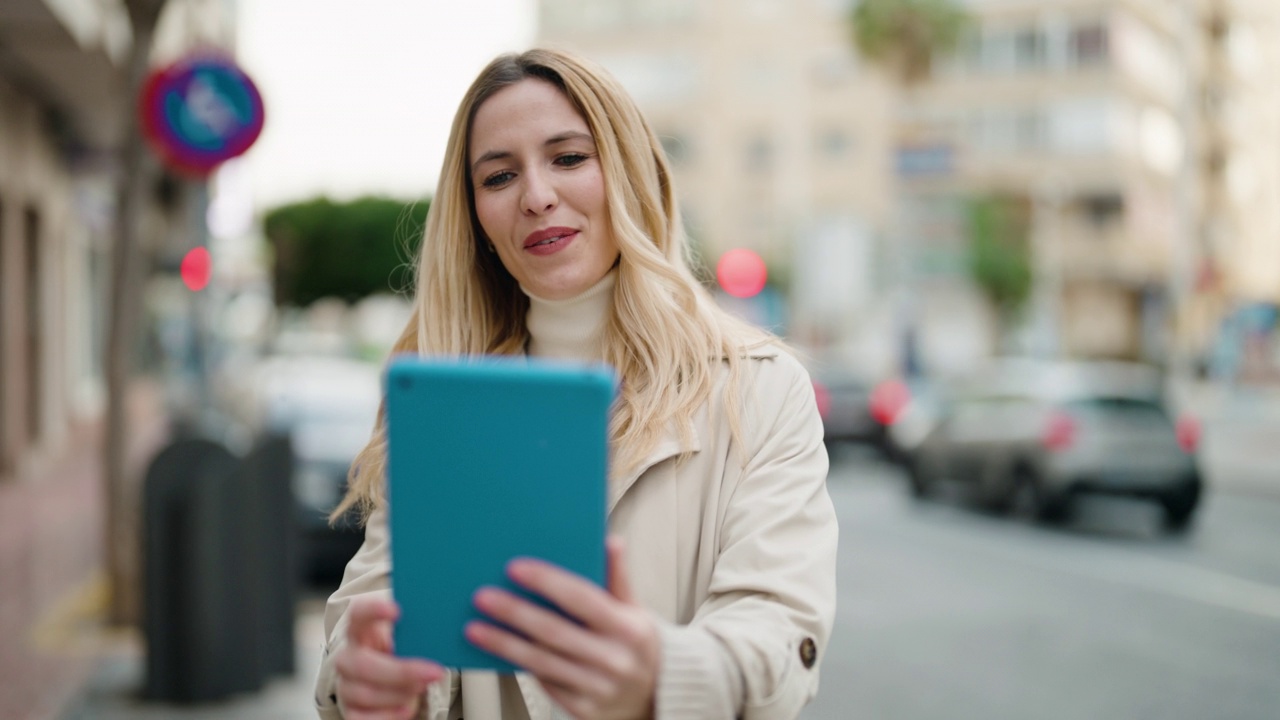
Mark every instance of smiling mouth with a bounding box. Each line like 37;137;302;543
523;227;579;250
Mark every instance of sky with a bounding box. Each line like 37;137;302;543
236;0;535;210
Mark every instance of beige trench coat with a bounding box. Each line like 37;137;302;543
314;348;838;720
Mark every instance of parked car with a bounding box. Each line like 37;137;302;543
906;359;1202;531
255;355;382;584
882;376;946;467
811;368;879;447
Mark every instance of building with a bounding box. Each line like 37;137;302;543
1188;0;1280;381
896;0;1280;372
538;0;896;363
0;1;235;718
890;0;1195;366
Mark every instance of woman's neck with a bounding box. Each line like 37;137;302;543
523;269;617;361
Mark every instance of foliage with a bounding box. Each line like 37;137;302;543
264;196;429;306
850;0;971;84
966;195;1033;316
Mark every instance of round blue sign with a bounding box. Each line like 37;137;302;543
141;54;265;176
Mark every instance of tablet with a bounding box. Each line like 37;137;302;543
384;356;615;671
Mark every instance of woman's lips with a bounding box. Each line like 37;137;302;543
523;228;578;256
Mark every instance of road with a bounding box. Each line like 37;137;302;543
802;444;1280;720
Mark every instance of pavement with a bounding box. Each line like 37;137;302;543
48;380;1280;720
59;598;327;720
1174;379;1280;498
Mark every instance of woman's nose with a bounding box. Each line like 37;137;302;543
521;170;557;215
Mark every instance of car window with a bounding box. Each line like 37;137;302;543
1063;397;1171;426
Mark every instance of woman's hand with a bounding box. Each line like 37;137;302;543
467;536;660;720
334;597;447;720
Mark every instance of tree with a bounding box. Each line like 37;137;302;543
104;0;169;627
264;196;429;307
966;194;1033;332
850;0;970;86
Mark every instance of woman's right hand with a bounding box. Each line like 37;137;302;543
334;597;446;720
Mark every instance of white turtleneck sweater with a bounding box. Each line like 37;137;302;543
522;269;616;361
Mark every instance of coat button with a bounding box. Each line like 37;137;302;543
799;637;817;669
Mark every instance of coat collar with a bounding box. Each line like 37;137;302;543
606;342;781;513
609;420;698;514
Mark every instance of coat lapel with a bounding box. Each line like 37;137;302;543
607;420;699;516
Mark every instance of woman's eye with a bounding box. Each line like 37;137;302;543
481;171;514;188
554;153;589;168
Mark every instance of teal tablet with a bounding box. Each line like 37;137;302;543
384;356;615;671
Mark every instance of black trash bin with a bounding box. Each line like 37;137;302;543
142;433;297;703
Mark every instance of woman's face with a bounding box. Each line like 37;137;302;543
469;78;619;301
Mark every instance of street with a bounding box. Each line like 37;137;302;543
803;444;1280;720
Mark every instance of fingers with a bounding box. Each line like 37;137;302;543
338;598;445;718
465;619;612;697
506;558;634;636
472;587;616;667
606;535;634;603
336;648;442;717
347;597;401;652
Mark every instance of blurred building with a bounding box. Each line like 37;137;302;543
1188;0;1280;382
0;1;235;718
537;0;896;360
897;0;1280;371
894;0;1191;363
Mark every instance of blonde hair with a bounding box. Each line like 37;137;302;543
333;48;775;522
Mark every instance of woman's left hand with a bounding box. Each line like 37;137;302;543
466;536;660;720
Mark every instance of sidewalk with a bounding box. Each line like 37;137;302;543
1174;379;1280;498
59;598;327;720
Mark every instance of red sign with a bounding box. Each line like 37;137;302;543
140;54;265;176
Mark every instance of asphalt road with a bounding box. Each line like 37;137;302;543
802;444;1280;720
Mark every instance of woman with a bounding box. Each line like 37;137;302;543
315;48;837;720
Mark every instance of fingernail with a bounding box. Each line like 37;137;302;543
507;560;531;582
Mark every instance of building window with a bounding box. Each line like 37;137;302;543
1070;22;1110;67
816;129;852;160
1013;27;1045;69
980;29;1016;73
1081;193;1124;227
746;135;773;172
1015;109;1044;150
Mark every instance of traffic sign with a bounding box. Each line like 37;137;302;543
140;54;265;176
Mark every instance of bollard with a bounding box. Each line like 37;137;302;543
236;432;297;678
143;437;247;702
142;432;298;703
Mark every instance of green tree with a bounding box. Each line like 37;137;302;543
850;0;971;85
966;194;1033;325
264;196;429;306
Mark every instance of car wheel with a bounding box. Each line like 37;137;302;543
1006;466;1040;520
1160;480;1201;532
1035;487;1073;524
906;457;934;499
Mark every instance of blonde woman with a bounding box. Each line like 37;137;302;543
315;48;837;720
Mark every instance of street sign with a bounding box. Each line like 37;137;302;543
140;54;265;176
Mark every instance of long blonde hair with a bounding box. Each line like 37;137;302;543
332;48;775;522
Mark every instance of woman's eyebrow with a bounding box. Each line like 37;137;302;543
471;131;595;175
